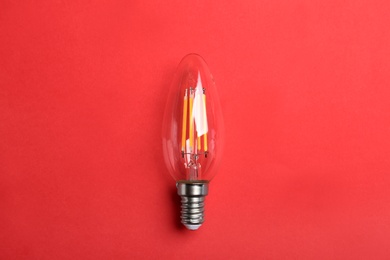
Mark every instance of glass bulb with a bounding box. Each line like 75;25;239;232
162;54;224;230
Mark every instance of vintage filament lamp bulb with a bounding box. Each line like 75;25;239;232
162;54;224;230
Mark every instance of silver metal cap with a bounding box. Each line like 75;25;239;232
176;182;209;230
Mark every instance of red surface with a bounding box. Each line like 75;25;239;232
1;1;390;259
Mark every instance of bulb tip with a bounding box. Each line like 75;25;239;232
185;224;201;230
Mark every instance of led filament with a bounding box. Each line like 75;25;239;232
181;77;209;180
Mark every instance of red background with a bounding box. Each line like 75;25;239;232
1;1;390;259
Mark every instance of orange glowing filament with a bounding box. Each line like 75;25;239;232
181;86;208;162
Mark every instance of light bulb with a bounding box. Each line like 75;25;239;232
162;54;224;230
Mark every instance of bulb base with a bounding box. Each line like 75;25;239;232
176;181;209;230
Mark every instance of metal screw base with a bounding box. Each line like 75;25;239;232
176;182;209;230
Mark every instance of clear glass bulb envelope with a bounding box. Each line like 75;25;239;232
162;54;224;183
